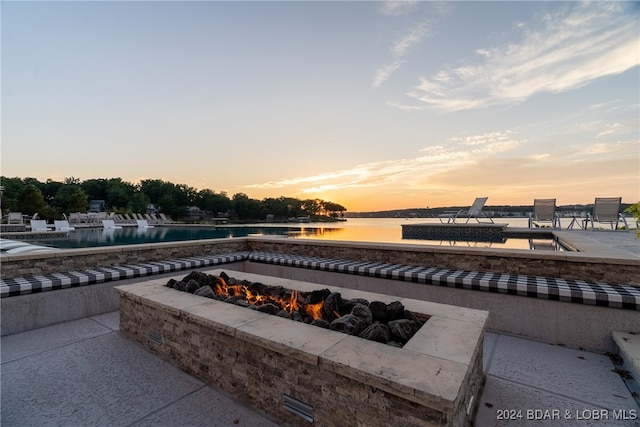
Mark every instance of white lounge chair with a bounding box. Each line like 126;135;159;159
30;220;51;232
528;199;561;229
7;212;24;225
585;197;629;230
438;197;494;224
0;239;57;254
54;220;75;231
136;219;154;228
158;213;172;224
67;213;82;225
101;219;122;229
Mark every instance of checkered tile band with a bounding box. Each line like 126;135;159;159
3;250;638;310
0;252;250;298
248;251;640;311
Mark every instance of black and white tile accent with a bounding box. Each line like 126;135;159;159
0;252;250;298
2;250;638;310
248;252;640;311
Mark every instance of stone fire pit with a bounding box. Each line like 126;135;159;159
116;270;488;427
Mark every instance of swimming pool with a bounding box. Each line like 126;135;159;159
8;218;568;251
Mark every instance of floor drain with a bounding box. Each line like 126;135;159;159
283;394;313;422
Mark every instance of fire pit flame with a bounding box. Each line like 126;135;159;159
304;300;324;320
213;276;310;317
168;271;427;346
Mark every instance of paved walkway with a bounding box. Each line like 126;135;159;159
1;312;281;427
555;229;640;258
2;311;638;426
2;230;638;425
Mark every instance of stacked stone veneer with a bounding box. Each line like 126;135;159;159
117;272;488;427
2;236;638;287
246;239;640;287
0;239;247;279
401;223;507;243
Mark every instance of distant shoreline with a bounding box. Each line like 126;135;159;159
345;203;634;219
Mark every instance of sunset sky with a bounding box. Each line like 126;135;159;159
2;1;639;212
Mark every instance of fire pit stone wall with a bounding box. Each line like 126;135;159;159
117;270;488;427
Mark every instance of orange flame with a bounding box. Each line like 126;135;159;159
305;301;324;320
211;277;327;320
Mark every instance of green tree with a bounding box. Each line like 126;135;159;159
158;194;178;218
323;201;347;218
16;184;47;216
106;178;135;210
67;189;89;213
128;192;151;214
176;183;197;206
302;199;320;216
81;179;108;202
54;185;88;213
624;202;640;237
139;179;168;204
197;189;231;215
0;176;24;212
42;179;63;204
232;193;262;220
64;177;81;185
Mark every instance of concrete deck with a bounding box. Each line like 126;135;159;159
2;310;638;426
2;230;639;425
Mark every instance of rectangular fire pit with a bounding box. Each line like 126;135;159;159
116;270;488;427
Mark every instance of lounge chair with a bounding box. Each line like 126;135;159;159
30;220;51;231
67;213;82;225
101;219;122;229
438;197;494;224
7;212;24;225
585;197;629;230
158;213;173;224
528;199;561;229
54;220;75;231
136;219;154;228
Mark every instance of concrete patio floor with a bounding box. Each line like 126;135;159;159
2;229;639;425
2;309;638;426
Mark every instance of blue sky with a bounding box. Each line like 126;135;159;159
2;1;638;211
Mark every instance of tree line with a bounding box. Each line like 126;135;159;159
0;176;347;223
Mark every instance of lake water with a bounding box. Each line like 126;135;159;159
29;217;565;251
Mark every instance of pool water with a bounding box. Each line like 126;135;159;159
21;218;567;251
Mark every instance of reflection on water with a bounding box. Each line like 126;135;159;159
27;218;565;251
37;225;304;249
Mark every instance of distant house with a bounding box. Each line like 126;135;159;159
89;200;106;212
187;206;204;220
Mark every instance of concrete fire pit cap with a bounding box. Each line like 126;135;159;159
116;269;488;410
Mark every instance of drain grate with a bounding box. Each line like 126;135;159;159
148;331;162;344
283;394;313;422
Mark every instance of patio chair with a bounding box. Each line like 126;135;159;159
30;219;51;232
158;213;173;224
438;197;494;224
585;197;629;230
136;219;154;228
7;212;24;225
101;219;122;229
54;220;75;231
528;199;561;229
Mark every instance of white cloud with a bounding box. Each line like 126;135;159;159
596;122;626;138
449;131;515;147
372;60;405;88
380;1;419;17
385;101;422;111
245;130;522;193
570;140;639;157
406;2;640;112
391;23;429;56
373;2;448;88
